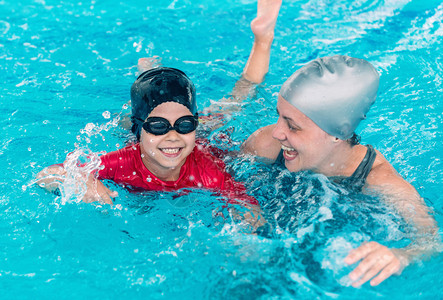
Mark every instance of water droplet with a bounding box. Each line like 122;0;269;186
146;177;152;182
84;123;95;132
132;172;136;175
140;154;145;158
102;111;111;119
27;147;32;151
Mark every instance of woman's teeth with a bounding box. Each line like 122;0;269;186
281;145;295;151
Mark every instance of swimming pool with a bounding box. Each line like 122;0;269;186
2;0;442;298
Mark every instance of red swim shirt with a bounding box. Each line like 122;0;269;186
98;142;258;206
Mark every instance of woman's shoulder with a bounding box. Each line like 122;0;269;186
241;124;281;160
366;147;410;188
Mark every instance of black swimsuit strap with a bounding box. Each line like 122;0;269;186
336;144;376;191
349;145;377;182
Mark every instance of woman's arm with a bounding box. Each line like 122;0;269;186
345;156;440;287
202;0;282;122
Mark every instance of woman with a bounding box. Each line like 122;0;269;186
237;0;439;288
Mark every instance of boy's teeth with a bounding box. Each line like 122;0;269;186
161;148;180;154
281;145;295;151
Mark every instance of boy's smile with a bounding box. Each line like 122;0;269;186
159;147;183;156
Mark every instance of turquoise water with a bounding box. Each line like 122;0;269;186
2;0;442;298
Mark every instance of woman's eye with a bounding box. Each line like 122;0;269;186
287;123;298;131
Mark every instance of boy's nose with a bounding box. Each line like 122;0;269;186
165;129;181;141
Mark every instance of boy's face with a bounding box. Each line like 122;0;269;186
139;102;196;181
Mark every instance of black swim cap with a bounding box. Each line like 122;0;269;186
130;67;197;140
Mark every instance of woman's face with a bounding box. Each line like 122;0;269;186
139;102;196;179
272;95;337;174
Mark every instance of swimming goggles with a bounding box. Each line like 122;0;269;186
142;115;199;136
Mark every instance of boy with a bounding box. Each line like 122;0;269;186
37;68;259;211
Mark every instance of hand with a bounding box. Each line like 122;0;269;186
344;241;410;287
229;205;267;234
137;56;161;73
84;175;118;205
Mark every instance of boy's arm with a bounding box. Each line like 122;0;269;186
36;164;117;205
230;203;268;233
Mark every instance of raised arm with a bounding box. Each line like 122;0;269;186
229;0;282;103
203;0;282;119
240;0;282;84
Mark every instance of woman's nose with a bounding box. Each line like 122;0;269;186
272;118;286;141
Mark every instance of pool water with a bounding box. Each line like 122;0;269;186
1;0;442;298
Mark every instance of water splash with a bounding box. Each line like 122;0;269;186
58;108;129;203
57;147;104;205
29;106;129;205
77;109;122;144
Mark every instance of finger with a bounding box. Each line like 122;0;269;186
100;190;118;205
345;242;380;265
352;255;391;287
348;249;382;282
108;190;119;198
86;189;117;205
370;261;401;286
102;196;114;205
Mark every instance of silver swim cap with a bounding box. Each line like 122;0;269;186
280;55;379;139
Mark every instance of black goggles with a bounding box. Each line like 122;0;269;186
142;115;199;136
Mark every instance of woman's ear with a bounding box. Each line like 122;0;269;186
329;135;340;143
